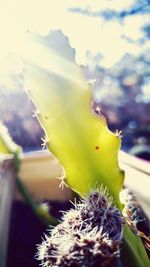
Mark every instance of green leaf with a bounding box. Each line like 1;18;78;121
122;224;150;267
0;121;20;155
23;34;124;208
0;121;21;172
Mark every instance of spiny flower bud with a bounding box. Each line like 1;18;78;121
56;228;120;267
80;189;123;241
37;189;123;267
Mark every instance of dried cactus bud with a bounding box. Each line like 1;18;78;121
37;189;123;267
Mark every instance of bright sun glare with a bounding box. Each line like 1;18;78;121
0;0;148;71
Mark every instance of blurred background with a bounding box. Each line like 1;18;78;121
0;0;150;159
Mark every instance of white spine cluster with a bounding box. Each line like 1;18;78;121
37;188;123;267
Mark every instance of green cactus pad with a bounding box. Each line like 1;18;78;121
24;34;124;208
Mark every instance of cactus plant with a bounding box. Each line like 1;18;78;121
22;32;150;267
23;36;124;209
